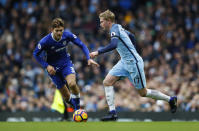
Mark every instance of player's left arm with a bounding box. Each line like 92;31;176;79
67;32;99;67
67;32;90;60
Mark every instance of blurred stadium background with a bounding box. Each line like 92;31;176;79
0;0;199;122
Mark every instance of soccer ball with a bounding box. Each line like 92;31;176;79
73;109;88;122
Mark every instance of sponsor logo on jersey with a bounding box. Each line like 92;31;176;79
55;47;66;52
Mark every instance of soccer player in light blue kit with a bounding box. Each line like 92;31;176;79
90;10;177;121
33;18;99;111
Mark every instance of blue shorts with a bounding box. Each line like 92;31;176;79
48;62;75;89
108;60;146;90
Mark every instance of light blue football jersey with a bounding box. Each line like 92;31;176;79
110;24;142;63
109;24;146;89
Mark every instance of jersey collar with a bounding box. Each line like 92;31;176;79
109;24;117;34
51;33;62;42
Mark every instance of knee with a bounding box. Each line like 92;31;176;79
138;89;147;97
139;92;147;97
63;94;70;101
59;86;70;101
103;79;113;86
68;81;77;88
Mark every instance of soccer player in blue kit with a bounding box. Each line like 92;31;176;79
90;10;177;121
33;18;99;111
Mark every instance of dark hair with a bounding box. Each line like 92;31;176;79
51;18;64;29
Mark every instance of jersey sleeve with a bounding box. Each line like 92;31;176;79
110;25;120;40
98;38;118;54
66;31;90;60
33;40;49;68
97;25;120;54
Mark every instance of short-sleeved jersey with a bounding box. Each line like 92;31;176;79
33;31;90;68
110;24;142;63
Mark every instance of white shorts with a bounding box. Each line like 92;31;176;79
108;60;146;89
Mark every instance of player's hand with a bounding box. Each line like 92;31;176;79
88;59;99;67
47;65;56;75
89;51;99;59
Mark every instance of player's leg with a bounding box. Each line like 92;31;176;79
61;102;69;121
65;74;80;110
101;74;119;121
59;85;71;102
128;60;177;113
137;88;177;113
103;74;120;112
101;60;128;121
49;68;79;111
59;83;80;111
138;88;170;102
65;74;80;95
49;73;71;103
61;64;80;110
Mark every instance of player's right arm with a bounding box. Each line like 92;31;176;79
33;41;49;68
33;41;56;75
90;25;120;58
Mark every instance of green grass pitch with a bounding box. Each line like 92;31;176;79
0;122;199;131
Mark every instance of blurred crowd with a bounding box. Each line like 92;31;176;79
0;0;199;113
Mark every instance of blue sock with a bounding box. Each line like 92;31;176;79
73;98;80;110
110;110;116;114
69;98;80;110
169;96;177;103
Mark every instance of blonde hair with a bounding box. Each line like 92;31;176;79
99;10;115;22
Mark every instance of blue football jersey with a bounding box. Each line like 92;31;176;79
33;31;90;68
